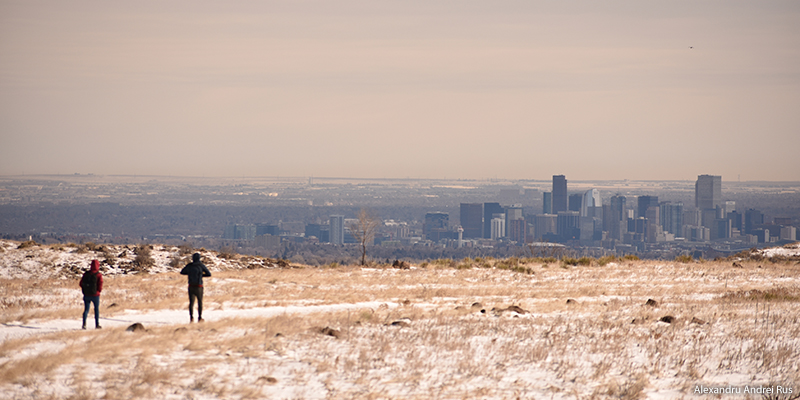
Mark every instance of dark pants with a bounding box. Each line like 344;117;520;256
188;286;204;318
83;296;100;327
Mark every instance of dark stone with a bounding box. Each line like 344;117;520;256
645;299;659;307
320;327;341;338
566;299;576;304
691;317;707;325
126;322;146;332
659;315;675;324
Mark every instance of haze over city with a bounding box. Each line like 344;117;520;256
2;1;799;181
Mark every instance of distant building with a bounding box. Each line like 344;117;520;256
552;175;567;214
507;219;527;243
637;196;659;219
256;224;280;236
254;234;280;250
581;189;601;217
605;195;627;240
223;224;256;240
483;202;504;239
660;202;684;237
557;211;580;241
542;192;552;214
533;214;557;241
424;212;450;241
505;205;524;237
568;194;582;212
304;223;329;243
745;209;764;234
459;203;483;239
695;175;722;211
780;226;797;241
329;215;345;245
490;213;506;240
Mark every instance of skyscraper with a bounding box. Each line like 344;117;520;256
603;195;625;240
552;175;567;214
483;202;504;238
490;213;506;240
459;203;483;239
637;196;659;219
568;194;583;212
424;212;449;241
660;202;684;237
695;175;722;210
542;192;552;214
581;189;601;217
329;215;344;245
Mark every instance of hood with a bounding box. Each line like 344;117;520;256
192;253;201;262
90;259;100;273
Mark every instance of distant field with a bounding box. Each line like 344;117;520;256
1;241;799;399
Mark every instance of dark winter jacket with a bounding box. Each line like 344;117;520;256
79;259;103;297
180;253;211;287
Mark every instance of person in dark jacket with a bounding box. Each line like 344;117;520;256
180;253;211;322
79;259;103;329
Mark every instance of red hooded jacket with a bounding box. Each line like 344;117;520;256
79;259;103;297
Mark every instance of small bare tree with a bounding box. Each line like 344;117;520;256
349;208;381;266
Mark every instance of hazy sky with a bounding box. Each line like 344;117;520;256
2;1;799;181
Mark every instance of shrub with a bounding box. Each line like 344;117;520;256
169;254;185;268
178;243;194;255
562;257;579;266
622;254;640;261
218;246;237;259
674;254;693;263
597;256;616;266
17;240;40;249
576;257;593;266
133;245;154;269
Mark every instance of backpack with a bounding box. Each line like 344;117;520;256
81;272;98;296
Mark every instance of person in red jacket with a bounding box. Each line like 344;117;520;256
79;259;103;329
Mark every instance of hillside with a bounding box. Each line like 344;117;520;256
1;240;799;399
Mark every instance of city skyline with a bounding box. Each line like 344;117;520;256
2;1;799;181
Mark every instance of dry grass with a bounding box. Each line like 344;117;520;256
2;258;800;398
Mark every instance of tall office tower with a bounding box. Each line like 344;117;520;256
728;210;744;232
695;175;722;210
507;219;527;243
744;208;764;234
637;196;659;219
542;192;552;214
724;201;736;215
424;212;449;241
459;203;483;239
581;189;602;217
660;202;684;237
607;195;627;240
557;211;580;241
533;214;557;240
552;175;568;213
483;202;504;238
490;214;506;240
568;194;583;212
645;206;660;243
329;215;345;245
505;205;523;236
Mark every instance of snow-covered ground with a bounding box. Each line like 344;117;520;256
1;240;799;399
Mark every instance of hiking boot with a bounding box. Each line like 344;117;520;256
96;325;102;329
190;317;194;323
198;318;204;322
82;324;86;330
